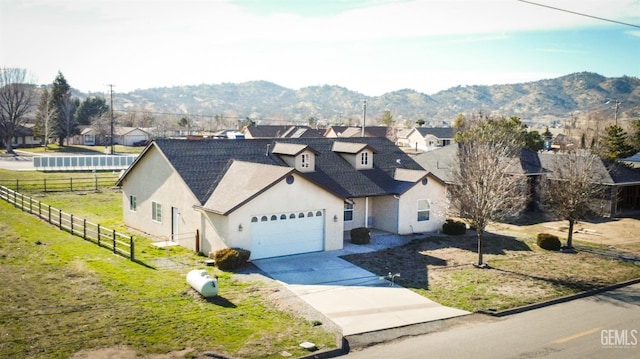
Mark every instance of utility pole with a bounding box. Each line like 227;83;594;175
108;84;114;155
361;99;367;137
607;99;621;127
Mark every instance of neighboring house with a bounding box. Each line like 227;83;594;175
77;127;152;146
9;125;42;148
242;125;324;139
537;152;640;216
415;144;640;217
116;137;448;259
405;127;457;152
324;126;390;138
622;152;640;169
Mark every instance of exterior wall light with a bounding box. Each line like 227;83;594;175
238;224;243;232
333;215;338;222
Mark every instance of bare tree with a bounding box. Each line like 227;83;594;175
448;116;529;267
538;150;608;249
34;86;57;151
91;112;113;146
58;91;77;146
0;68;35;153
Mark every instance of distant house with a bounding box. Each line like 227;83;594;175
324;126;390;138
78;127;152;146
242;125;324;139
405;127;457;152
9;125;41;148
116;137;448;259
415;144;640;217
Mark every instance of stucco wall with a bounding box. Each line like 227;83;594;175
120;147;201;250
370;195;399;233
397;176;447;234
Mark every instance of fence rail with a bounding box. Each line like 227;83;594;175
0;185;134;261
0;176;120;193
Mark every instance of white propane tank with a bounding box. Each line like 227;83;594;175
186;269;219;298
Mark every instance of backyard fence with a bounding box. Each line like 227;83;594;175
0;185;135;261
0;175;120;193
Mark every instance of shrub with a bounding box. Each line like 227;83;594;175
537;233;561;251
350;227;371;244
213;247;251;271
442;219;466;235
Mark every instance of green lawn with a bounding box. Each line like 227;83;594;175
0;185;336;358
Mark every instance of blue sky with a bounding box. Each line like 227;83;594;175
1;0;638;96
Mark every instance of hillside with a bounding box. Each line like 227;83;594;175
83;72;639;129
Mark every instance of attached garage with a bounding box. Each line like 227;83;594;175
250;210;325;259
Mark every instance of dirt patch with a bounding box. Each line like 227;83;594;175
71;346;197;359
341;217;640;312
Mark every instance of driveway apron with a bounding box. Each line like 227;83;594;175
253;242;470;336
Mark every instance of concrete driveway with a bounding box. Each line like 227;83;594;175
252;232;470;336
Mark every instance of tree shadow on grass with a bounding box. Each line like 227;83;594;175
418;231;533;255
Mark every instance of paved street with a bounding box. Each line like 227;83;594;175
347;283;640;358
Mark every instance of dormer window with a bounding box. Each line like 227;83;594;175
271;142;317;173
332;141;376;170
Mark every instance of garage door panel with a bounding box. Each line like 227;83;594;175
251;211;324;259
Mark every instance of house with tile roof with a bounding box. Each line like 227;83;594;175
405;127;457;152
116;137;447;259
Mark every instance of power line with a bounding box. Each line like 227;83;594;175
517;0;640;28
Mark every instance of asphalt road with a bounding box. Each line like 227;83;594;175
347;283;640;359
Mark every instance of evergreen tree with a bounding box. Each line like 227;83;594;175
76;96;109;125
50;72;77;145
598;125;634;160
628;119;640;154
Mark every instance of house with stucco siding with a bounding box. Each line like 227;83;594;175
116;137;447;259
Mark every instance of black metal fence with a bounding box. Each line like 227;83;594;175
0;185;134;261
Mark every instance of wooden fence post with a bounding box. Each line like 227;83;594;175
48;206;51;224
83;219;87;240
58;209;62;229
97;224;101;246
130;236;134;261
70;214;74;234
113;230;116;253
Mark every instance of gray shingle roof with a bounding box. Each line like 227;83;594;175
148;137;425;205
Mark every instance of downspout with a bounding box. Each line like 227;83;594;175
364;197;369;228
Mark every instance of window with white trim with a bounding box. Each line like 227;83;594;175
152;201;162;222
344;202;354;221
301;153;310;168
417;199;430;221
360;152;368;166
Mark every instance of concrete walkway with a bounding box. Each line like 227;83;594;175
253;232;470;336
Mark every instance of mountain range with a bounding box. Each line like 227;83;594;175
84;72;639;129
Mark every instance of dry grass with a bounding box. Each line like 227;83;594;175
341;226;640;312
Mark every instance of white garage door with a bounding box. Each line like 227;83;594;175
250;210;324;259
